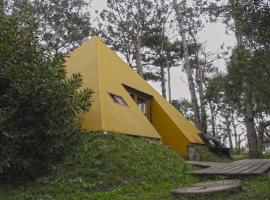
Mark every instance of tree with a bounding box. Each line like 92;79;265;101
98;0;164;77
173;0;201;131
8;0;92;53
141;0;170;97
207;0;270;157
143;32;183;98
205;74;225;137
185;0;214;135
172;98;194;121
205;72;246;151
225;0;270;157
0;14;92;181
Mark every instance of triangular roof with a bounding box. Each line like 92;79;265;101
65;36;204;156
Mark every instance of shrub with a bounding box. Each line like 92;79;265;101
0;14;92;181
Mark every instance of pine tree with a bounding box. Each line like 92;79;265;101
8;0;92;53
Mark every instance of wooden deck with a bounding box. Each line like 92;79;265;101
191;159;270;177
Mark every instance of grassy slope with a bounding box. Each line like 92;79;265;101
1;132;270;200
3;132;196;200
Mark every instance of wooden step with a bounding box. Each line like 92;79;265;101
172;179;241;197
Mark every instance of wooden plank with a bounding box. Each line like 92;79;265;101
191;161;232;173
241;161;268;174
249;160;270;174
192;164;230;174
172;180;241;197
191;159;270;176
222;160;259;174
186;161;226;168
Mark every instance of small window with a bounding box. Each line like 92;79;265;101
123;85;152;122
137;97;146;114
109;93;128;106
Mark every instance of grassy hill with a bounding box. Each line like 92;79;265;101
2;132;270;200
2;132;196;200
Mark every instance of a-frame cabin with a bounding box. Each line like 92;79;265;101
65;36;204;156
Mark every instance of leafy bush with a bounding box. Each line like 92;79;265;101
0;14;92;181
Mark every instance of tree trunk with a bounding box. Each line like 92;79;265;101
0;0;4;14
135;1;143;76
233;9;258;157
243;81;258;157
167;60;172;102
231;114;238;153
209;102;216;136
195;56;207;134
229;0;243;47
237;135;241;153
225;116;233;153
135;33;143;76
160;65;166;98
238;134;245;154
189;25;207;134
234;19;242;47
173;0;201;131
160;25;166;98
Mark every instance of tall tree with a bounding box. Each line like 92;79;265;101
142;0;170;97
225;0;270;157
208;0;270;157
173;0;201;131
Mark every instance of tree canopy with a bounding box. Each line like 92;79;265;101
0;14;92;181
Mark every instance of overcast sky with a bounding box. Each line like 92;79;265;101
90;0;236;101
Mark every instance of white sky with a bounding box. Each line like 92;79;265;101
90;0;236;100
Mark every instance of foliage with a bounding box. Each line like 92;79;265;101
2;132;196;199
8;0;92;53
98;0;169;78
98;0;153;65
143;32;183;81
0;14;92;181
172;98;194;122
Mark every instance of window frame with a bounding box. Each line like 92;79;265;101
123;85;153;122
108;92;128;107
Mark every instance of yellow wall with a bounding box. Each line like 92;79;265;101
65;39;103;131
152;99;190;155
65;36;204;156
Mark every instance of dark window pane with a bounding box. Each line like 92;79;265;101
109;93;128;106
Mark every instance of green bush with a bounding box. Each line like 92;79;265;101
0;14;92;181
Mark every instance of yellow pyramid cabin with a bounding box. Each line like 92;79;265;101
65;36;204;156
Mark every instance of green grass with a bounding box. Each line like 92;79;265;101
1;132;270;200
1;132;196;200
232;152;270;160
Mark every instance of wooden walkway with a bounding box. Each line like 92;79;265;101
191;159;270;177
